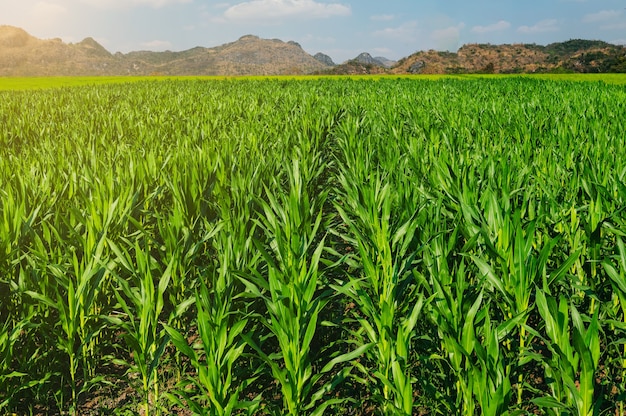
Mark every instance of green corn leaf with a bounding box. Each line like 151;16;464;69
320;342;374;374
461;290;483;355
163;324;196;363
24;290;58;310
545;249;581;290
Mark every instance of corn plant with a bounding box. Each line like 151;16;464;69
238;158;346;415
0;315;28;410
164;279;255;416
164;224;260;416
331;156;426;414
156;159;218;383
530;290;601;416
470;310;517;416
0;272;52;413
472;203;581;405
601;236;626;414
106;239;192;416
0;188;27;410
0;178;58;412
25;224;111;414
163;140;269;415
421;237;483;415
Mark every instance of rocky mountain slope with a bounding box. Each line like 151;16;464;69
1;26;625;76
0;26;330;76
315;53;396;75
392;40;626;74
313;52;335;66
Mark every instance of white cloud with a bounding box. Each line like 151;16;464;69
33;1;67;16
583;10;622;23
301;33;336;43
223;0;351;20
137;0;192;5
371;14;394;22
10;1;69;36
373;19;465;51
371;46;390;53
373;21;419;41
471;20;510;34
517;19;559;34
431;23;465;51
78;0;191;9
603;21;626;30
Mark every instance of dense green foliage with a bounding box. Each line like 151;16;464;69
1;77;625;415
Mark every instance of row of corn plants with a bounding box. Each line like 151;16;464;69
0;77;625;415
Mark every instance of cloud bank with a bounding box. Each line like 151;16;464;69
372;21;419;41
471;20;511;34
78;0;192;8
583;10;622;23
518;19;559;34
224;0;351;20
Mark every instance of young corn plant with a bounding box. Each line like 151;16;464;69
601;236;626;415
0;315;30;411
164;227;260;416
558;201;602;312
470;310;516;416
163;144;267;415
332;170;426;415
25;225;111;415
421;238;481;415
239;159;344;415
154;176;219;384
106;239;192;416
472;203;580;405
419;219;528;416
164;278;256;416
530;290;601;416
0;187;32;410
154;207;202;326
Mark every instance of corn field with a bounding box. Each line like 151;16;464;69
0;77;625;415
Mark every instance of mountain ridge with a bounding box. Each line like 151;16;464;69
1;26;625;76
390;39;626;74
0;26;330;76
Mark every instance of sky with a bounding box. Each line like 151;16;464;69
2;0;626;63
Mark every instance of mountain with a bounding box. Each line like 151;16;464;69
316;52;394;75
1;26;625;76
374;57;397;68
349;53;395;67
0;26;331;76
0;26;34;48
354;52;381;66
313;52;335;66
392;40;626;74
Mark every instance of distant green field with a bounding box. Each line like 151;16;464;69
1;73;626;90
0;75;194;90
479;73;626;84
1;77;625;415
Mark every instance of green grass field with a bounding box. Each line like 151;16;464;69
1;73;626;91
1;76;625;415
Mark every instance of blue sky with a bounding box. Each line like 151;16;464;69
2;0;625;62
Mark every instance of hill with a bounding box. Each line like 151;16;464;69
392;40;626;74
1;26;625;76
0;26;330;76
315;52;396;75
